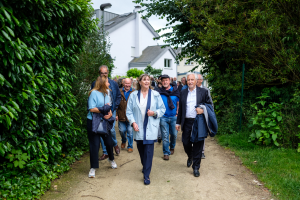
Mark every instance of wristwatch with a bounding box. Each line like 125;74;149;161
153;111;157;117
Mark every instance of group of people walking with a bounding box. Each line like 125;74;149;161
87;65;217;185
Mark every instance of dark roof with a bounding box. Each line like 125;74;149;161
100;12;159;37
130;45;166;64
104;12;135;31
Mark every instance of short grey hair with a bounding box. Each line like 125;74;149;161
186;72;198;80
198;74;203;80
99;65;108;71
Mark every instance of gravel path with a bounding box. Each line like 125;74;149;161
42;129;272;200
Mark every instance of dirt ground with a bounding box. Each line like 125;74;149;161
42;126;273;200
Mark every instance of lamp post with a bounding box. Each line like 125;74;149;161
100;3;112;56
100;3;112;32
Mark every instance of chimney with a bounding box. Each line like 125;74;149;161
134;6;142;57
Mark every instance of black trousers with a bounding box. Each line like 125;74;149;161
87;119;114;168
136;143;154;180
182;118;204;170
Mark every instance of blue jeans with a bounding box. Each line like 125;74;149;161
118;121;133;149
160;116;178;155
100;110;118;155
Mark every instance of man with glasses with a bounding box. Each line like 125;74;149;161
91;65;122;159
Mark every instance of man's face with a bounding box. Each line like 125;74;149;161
99;67;109;77
174;77;177;81
197;75;203;87
181;77;186;85
161;78;170;89
187;74;196;90
124;79;131;91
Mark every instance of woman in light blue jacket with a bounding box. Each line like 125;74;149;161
126;74;166;185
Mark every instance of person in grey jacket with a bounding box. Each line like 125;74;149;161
126;74;166;185
197;74;214;159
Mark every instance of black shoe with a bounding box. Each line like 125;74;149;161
187;158;192;168
193;169;200;177
158;138;162;143
201;153;205;159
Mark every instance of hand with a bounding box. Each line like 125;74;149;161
104;110;112;119
176;125;180;131
147;109;155;117
196;107;203;115
115;116;118;121
132;122;139;132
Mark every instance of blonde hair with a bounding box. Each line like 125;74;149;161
136;74;154;90
89;76;110;96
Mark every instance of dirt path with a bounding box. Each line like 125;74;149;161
42;128;272;200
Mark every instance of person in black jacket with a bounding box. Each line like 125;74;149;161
175;72;212;177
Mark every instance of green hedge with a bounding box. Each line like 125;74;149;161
0;0;96;199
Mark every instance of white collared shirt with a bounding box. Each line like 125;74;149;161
186;87;197;118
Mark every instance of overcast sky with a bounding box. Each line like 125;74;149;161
90;0;172;44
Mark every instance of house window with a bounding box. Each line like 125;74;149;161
131;47;135;57
164;59;172;68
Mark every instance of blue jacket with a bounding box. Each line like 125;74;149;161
126;90;166;141
91;78;121;112
190;104;218;142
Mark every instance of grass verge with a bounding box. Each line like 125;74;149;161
216;131;300;200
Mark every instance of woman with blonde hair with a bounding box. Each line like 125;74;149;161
87;76;117;178
126;74;166;185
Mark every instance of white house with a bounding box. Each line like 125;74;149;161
175;48;208;87
94;6;177;77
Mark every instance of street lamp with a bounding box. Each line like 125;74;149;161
100;3;112;32
100;3;112;59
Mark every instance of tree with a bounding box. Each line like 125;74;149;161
144;65;162;78
126;68;144;78
72;29;114;127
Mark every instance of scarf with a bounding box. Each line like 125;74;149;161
157;85;180;110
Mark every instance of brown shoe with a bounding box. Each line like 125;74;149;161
114;145;120;155
128;148;133;153
121;143;126;149
163;155;169;160
99;154;109;161
170;149;175;155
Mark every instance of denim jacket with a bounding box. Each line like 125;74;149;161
126;90;166;141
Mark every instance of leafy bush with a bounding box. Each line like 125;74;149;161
0;0;96;199
248;93;283;146
144;65;162;78
126;68;144;78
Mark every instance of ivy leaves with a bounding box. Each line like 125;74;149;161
0;0;96;199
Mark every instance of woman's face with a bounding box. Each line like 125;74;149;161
139;76;150;89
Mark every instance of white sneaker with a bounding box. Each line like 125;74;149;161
89;168;95;178
108;159;117;169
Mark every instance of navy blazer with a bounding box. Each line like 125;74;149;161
176;86;212;131
190;104;218;142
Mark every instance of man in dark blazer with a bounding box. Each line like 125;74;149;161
176;72;212;177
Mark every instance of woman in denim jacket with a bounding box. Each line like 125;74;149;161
126;74;166;185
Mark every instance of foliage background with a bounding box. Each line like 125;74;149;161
134;0;300;148
0;0;97;199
